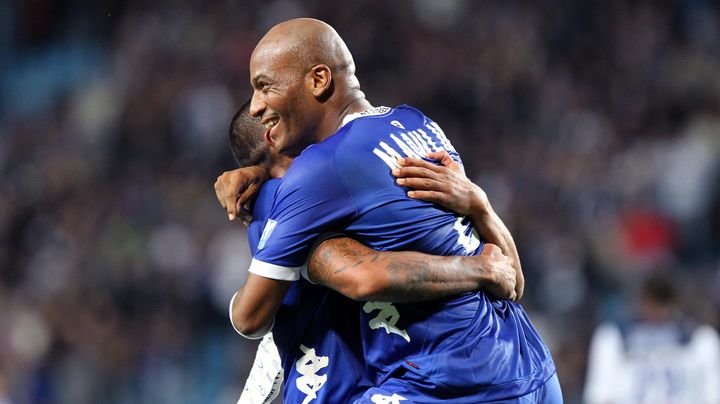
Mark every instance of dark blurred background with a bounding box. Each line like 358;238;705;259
1;0;719;403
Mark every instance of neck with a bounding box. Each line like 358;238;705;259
267;154;293;179
314;89;372;143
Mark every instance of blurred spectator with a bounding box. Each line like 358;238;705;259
583;272;720;403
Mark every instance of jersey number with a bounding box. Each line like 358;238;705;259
453;217;480;252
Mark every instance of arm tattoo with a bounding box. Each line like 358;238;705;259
384;257;476;302
309;242;337;285
309;238;380;284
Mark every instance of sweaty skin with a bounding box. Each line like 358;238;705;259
249;19;371;156
230;18;523;338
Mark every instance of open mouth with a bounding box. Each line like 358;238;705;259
262;118;278;130
262;117;279;146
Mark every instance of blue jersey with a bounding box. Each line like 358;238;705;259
250;106;556;401
248;179;371;403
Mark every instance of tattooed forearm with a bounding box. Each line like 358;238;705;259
308;237;488;302
332;239;381;274
309;241;337;284
382;257;478;302
308;237;378;284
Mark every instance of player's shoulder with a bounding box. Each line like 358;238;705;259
346;104;430;130
284;140;338;182
281;107;398;174
277;138;346;196
254;179;281;214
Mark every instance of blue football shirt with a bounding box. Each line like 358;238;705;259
250;106;556;401
247;179;371;403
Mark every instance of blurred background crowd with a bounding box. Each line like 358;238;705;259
1;0;719;402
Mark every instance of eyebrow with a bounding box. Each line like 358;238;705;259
251;74;271;88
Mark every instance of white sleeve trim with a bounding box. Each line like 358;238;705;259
228;291;274;340
248;258;300;281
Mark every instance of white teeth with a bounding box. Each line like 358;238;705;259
264;120;278;129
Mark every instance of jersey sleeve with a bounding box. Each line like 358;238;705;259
249;148;357;281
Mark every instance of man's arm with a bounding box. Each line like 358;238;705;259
392;151;524;299
308;237;516;302
216;155;518;338
230;238;515;338
214;165;268;223
229;275;291;338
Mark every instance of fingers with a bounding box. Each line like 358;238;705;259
238;206;253;226
392;165;440;180
396;176;445;191
405;190;449;206
214;178;226;208
214;171;245;220
214;166;269;221
235;183;261;225
425;151;460;172
426;151;451;166
237;180;261;208
395;154;463;181
392;165;449;195
396;157;444;173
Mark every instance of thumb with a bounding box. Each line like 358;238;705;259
427;151;461;173
481;243;501;256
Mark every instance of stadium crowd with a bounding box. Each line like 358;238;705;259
1;0;719;402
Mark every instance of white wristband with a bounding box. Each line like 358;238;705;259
228;292;272;340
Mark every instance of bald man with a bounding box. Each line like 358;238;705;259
234;18;561;403
223;100;519;404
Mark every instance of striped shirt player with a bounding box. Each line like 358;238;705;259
239;178;372;403
250;105;560;402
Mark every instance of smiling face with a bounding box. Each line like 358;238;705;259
248;18;366;156
248;40;321;158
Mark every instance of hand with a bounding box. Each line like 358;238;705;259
477;243;517;301
214;166;269;223
392;151;489;216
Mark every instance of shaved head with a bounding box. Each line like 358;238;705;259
255;18;356;77
248;18;371;157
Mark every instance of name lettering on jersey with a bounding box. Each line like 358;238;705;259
258;219;278;250
363;302;410;342
373;141;404;169
372;123;453;170
425;121;457;154
295;344;329;404
371;393;408;403
453;217;481;252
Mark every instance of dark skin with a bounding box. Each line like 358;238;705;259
392;151;524;298
216;151;520;337
224;18;522;337
309;237;514;303
248;19;371;156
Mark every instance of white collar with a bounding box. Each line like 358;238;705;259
340;106;391;128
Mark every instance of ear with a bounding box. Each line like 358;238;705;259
308;64;332;98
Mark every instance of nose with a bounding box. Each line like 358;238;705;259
249;91;265;117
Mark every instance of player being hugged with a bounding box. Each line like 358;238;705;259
224;18;562;403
